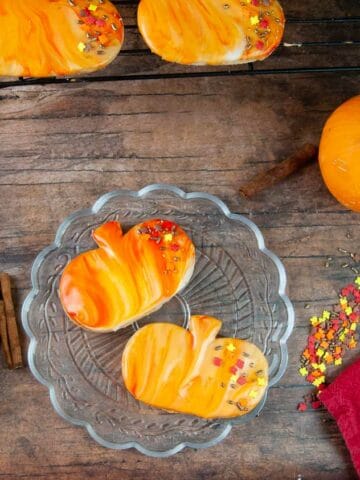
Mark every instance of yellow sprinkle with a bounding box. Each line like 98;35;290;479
257;377;266;386
227;343;236;352
344;328;350;334
351;323;357;331
355;276;360;287
350;339;357;349
163;233;173;242
88;3;98;11
299;367;308;377
340;297;348;307
345;306;353;316
311;363;320;369
230;375;237;383
313;376;325;387
77;42;86;52
249;389;258;398
339;333;346;342
322;310;331;320
250;15;260;25
316;348;325;358
318;363;326;373
310;316;319;326
335;358;342;366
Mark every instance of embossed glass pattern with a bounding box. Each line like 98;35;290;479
22;185;294;457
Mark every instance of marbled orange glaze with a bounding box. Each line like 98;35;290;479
122;315;268;419
138;0;284;65
0;0;124;77
59;220;195;332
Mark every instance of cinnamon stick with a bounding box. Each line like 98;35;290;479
239;143;318;198
0;299;12;368
0;273;23;369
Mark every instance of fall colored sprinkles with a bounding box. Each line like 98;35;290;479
68;0;123;55
212;342;264;405
239;0;283;55
137;219;183;276
297;277;360;412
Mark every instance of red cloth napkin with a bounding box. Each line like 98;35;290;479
321;358;360;476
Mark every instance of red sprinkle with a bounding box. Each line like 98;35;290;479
237;376;247;385
229;366;237;375
260;19;269;29
213;357;222;367
255;40;265;50
236;359;245;369
85;16;96;25
170;244;180;252
161;220;175;231
297;402;308;412
95;19;106;27
311;400;322;410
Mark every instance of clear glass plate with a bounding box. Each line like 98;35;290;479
22;185;294;457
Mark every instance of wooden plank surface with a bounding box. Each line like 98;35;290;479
1;0;360;478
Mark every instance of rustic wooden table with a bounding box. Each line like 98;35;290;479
1;1;360;478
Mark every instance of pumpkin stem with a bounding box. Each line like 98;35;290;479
189;315;222;350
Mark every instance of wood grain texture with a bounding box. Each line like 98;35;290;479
0;2;360;476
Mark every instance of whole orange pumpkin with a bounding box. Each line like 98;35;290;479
319;96;360;212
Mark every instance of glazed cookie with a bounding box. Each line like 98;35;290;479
138;0;285;65
122;315;268;418
0;0;124;77
60;220;195;332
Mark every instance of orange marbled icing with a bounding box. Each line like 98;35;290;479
138;0;285;65
0;0;124;77
59;220;195;332
122;315;268;419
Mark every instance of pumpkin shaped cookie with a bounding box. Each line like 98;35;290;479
122;315;268;418
0;0;124;77
138;0;285;65
59;220;195;332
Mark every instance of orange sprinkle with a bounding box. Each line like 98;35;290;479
314;330;325;340
320;341;329;349
325;355;334;364
99;34;110;45
326;330;335;340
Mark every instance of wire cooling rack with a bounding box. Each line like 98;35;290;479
0;0;359;88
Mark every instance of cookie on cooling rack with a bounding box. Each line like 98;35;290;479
0;0;124;77
137;0;285;66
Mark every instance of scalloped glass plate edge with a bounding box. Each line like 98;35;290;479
21;184;295;457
